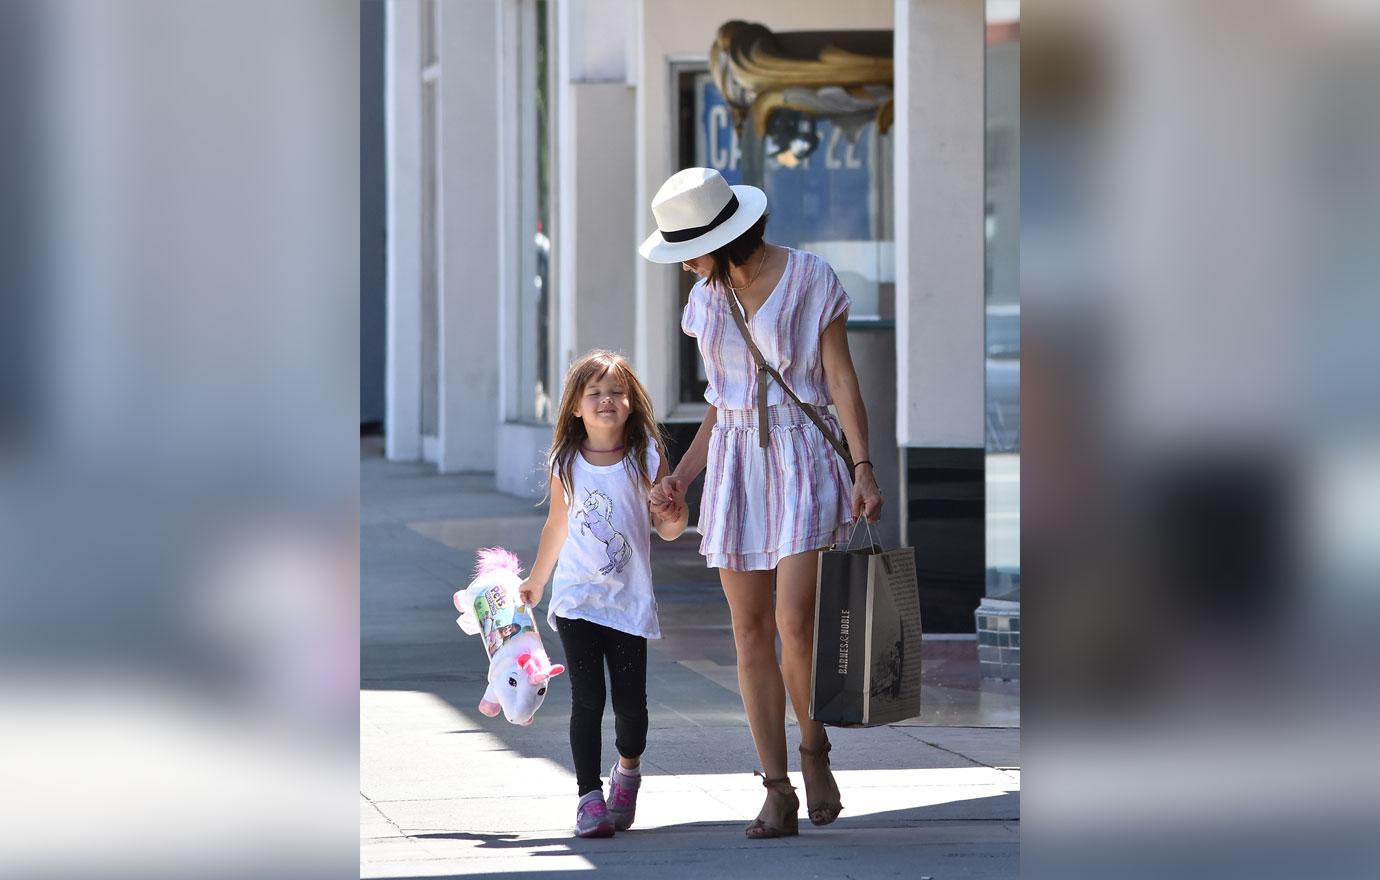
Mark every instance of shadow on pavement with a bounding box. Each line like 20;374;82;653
408;790;1020;848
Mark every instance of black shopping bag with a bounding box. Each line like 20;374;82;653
809;523;923;727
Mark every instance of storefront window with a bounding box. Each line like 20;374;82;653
514;0;555;423
985;19;1020;600
420;0;439;439
677;67;893;406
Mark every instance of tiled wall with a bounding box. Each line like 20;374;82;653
976;600;1020;681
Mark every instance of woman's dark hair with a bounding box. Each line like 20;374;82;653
706;213;769;291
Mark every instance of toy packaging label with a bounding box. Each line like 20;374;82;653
472;586;536;659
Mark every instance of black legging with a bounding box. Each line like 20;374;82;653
553;615;649;796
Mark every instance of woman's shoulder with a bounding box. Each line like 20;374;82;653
688;276;716;303
682;278;712;336
682;277;707;313
782;249;850;327
788;248;837;282
780;249;843;308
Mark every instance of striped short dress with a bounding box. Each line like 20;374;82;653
680;247;855;571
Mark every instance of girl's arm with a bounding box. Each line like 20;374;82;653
649;451;689;541
820;316;884;522
518;473;570;607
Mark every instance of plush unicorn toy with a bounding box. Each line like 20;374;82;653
453;547;565;725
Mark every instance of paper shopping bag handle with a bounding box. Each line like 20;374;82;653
839;517;880;553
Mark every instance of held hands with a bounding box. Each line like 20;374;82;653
518;577;544;609
649;475;687;522
851;465;884;523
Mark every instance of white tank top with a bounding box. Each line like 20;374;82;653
548;443;662;639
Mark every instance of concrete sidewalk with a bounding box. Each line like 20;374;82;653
361;452;1019;879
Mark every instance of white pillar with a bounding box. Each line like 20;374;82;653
560;0;635;365
435;0;501;472
492;0;550;496
894;0;986;448
496;0;637;499
569;84;636;363
384;0;422;461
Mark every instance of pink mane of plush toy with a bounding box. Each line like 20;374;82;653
473;546;523;579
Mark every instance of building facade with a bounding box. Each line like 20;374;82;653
367;0;1019;638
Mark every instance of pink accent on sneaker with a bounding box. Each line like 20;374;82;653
575;792;615;838
607;763;641;832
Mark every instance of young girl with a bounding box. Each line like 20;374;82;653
518;350;689;838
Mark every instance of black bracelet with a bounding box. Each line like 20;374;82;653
853;459;874;472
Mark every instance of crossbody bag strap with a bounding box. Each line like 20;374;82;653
723;286;855;471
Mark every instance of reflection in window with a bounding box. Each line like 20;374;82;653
420;1;439;439
985;21;1020;600
753;110;892;322
516;0;554;422
677;60;894;405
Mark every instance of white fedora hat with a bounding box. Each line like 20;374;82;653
638;167;767;264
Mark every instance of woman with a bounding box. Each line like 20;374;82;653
639;167;884;838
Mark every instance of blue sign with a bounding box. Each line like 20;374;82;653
697;77;876;247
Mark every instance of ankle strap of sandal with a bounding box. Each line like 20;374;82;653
753;770;795;789
799;741;832;756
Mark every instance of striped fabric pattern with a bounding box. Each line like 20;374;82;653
700;404;853;570
681;248;851;411
681;248;855;572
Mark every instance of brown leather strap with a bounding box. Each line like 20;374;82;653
724;286;855;471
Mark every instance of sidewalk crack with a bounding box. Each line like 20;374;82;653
361;790;408;838
893;728;998;770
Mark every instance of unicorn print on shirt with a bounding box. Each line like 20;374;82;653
575;489;631;575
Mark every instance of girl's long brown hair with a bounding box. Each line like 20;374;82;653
548;350;666;504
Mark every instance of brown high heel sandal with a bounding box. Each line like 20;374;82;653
745;772;799;839
799;740;843;826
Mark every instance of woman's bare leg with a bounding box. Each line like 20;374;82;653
720;568;787;779
776;547;842;824
774;549;828;751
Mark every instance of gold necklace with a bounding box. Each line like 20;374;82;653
728;246;769;293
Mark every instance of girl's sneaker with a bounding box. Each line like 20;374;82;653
575;790;615;838
607;762;642;831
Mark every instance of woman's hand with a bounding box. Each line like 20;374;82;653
649;475;687;520
851;466;884;523
518;577;544;609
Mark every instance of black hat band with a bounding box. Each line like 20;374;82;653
660;193;740;243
